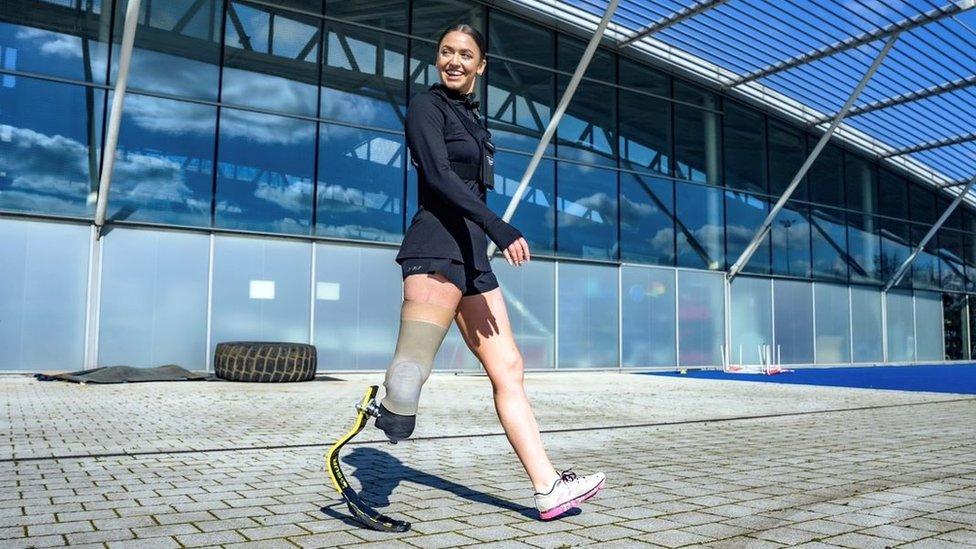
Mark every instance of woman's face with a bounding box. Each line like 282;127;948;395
436;31;485;94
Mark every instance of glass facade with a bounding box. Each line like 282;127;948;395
1;1;971;372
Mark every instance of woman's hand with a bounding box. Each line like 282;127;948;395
503;237;531;266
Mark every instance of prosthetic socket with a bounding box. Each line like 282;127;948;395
380;300;455;416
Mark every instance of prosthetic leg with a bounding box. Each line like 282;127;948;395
324;300;454;531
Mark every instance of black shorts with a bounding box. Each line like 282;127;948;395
399;258;499;296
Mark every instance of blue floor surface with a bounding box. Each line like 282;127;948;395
647;364;976;394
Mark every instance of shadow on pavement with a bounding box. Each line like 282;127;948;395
323;446;576;521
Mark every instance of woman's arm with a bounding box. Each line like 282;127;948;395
406;93;521;250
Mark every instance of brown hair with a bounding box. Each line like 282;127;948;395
438;24;487;60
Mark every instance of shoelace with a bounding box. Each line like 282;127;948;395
559;469;578;483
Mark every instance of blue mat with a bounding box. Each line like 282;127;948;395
646;364;976;395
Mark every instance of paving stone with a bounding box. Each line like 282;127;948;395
404;531;479;548
175;529;248;547
288;531;363;548
637;529;714;547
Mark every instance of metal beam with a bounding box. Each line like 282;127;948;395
880;131;976;158
807;74;976;126
727;33;900;281
617;0;728;49
883;172;976;292
94;0;142;237
942;177;973;188
727;1;974;88
487;0;620;258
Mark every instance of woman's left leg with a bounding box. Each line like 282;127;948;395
454;287;559;493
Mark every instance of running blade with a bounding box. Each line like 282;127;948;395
341;487;410;532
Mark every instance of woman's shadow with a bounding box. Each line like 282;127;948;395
321;446;579;524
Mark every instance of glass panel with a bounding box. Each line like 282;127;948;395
911;225;940;290
846;154;876;215
322;22;407;130
937;230;966;291
409;40;439;97
108;94;215;227
314;243;400;370
222;1;319;115
556;76;616;166
910;184;936;224
111;0;221;98
847;213;880;284
806;143;843;207
850;286;883;363
915;290;943;361
488;10;552;67
490;152;555;254
674;82;720;184
496;259;556;370
327;0;407;33
411;0;483;42
730;277;772;365
0;76;103;217
878;169;908;219
215;108;315;234
557;262;618;368
99;228;209;369
0;0;111;84
723;102;765;193
943;294;966;361
619;58;668;95
967;233;976;293
556;162;617;260
619;88;669;176
622;266;675;368
0;218;89;371
675;181;724;270
773;279;814;365
678;270;724;367
768;120;806;200
814;282;850;364
486;59;553;153
886;289;915;362
316;124;404;243
810;206;847;281
771;201;811;278
619;173;674;266
557;35;615;83
725;190;771;275
211;235;311;356
880;219;911;288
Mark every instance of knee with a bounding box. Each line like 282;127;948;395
490;354;525;392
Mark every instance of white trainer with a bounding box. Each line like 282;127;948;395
534;470;606;520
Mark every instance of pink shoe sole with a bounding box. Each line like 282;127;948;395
538;478;605;521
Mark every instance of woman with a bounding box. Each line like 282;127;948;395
372;24;605;521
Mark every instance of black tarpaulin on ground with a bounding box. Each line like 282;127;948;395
34;364;212;384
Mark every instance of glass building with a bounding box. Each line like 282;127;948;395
1;0;972;372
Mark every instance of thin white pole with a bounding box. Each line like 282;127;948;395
487;0;620;258
94;0;142;236
727;33;900;281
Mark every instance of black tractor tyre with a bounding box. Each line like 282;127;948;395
214;342;317;382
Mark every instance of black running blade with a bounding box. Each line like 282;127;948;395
342;487;410;533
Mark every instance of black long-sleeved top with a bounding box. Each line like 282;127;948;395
396;84;520;271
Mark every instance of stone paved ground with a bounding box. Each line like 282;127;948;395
1;371;975;548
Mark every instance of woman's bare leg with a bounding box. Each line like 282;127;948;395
454;287;559;492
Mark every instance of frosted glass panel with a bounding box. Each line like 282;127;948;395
496;261;556;370
850;286;883;363
0;219;89;371
678;271;725;367
773;279;814;365
915;291;943;361
814;283;851;363
314;244;401;371
886;290;915;362
99;229;209;369
211;236;311;359
622;266;676;368
558;262;619;368
730;277;772;365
